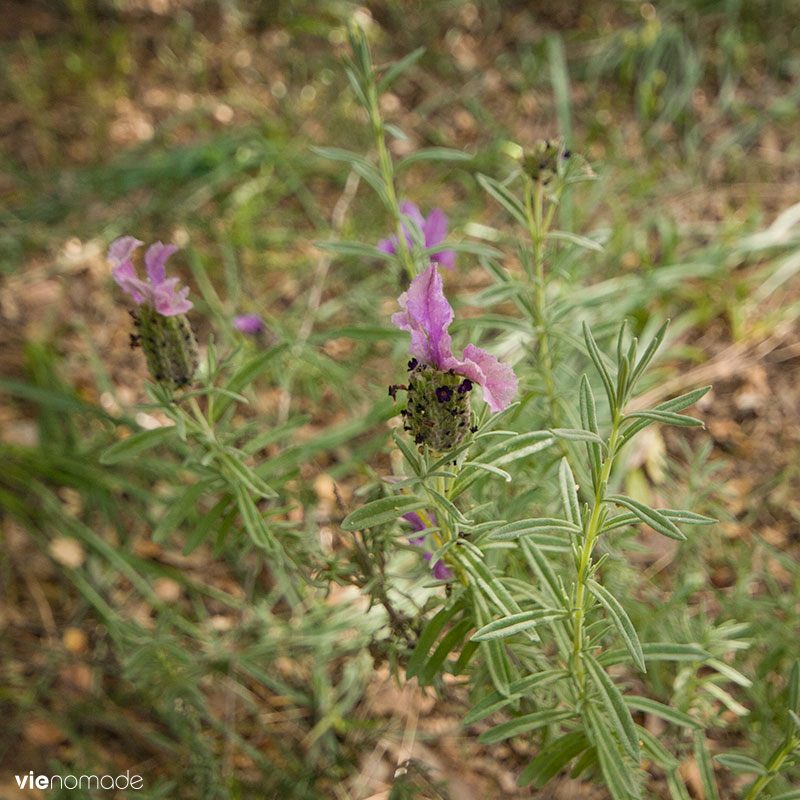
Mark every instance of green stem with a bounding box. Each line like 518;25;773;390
742;734;800;800
366;79;415;281
186;396;214;439
420;456;469;588
524;178;560;426
571;413;621;690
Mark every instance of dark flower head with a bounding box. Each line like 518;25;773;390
435;386;453;403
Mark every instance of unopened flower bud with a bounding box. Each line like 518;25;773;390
134;305;199;389
404;362;472;452
521;139;563;184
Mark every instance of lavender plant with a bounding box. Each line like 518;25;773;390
322;25;800;800
95;23;800;800
101;235;310;595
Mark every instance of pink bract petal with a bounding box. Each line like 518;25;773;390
391;264;454;369
233;314;264;335
378;203;455;269
400;201;425;230
108;236;144;267
432;247;455;269
432;560;454;581
377;236;396;255
153;278;193;316
108;236;192;316
422;208;448;247
422;208;455;269
402;512;427;532
111;259;151;305
145;242;179;285
445;343;519;413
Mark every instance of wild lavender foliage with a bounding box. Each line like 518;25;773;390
98;25;800;800
329;26;799;800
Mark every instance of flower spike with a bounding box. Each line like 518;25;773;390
392;264;518;414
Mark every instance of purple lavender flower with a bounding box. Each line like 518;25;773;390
109;236;192;316
378;201;455;269
402;511;454;581
233;314;264;335
392;264;518;413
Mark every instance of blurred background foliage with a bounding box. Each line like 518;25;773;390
1;0;799;797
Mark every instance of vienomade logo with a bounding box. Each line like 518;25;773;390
15;771;144;791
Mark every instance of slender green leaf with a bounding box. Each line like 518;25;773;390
183;495;231;555
625;409;703;428
520;538;567;605
599;642;711;666
586;579;645;673
583;322;617;413
789;660;800;713
585;654;640;763
472;609;566;641
703;682;749;716
314;240;393;260
462;460;512;483
580;374;602;486
623;696;701;729
490;517;579;541
234;484;279;554
559;457;581;527
152;480;216;543
586;704;640;800
458;551;522;622
222;347;285;401
551;428;608;449
419;618;473;685
463;670;564;725
479;709;573;744
99;426;175;464
713;754;767;775
407;604;461;680
217;452;278;499
392;430;423;478
396;147;472;170
377;45;425;91
693;731;721;800
519;730;588;788
486;431;554;467
477;173;528;227
341;495;427;530
706;657;753;688
471;590;513;696
606;494;686;541
630;320;669;387
638;726;678;770
666;771;692;800
546;230;604;252
601;509;714;533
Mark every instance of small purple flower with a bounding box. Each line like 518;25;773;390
378;201;455;269
392;264;518;413
402;511;454;581
109;236;192;316
233;314;264;335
